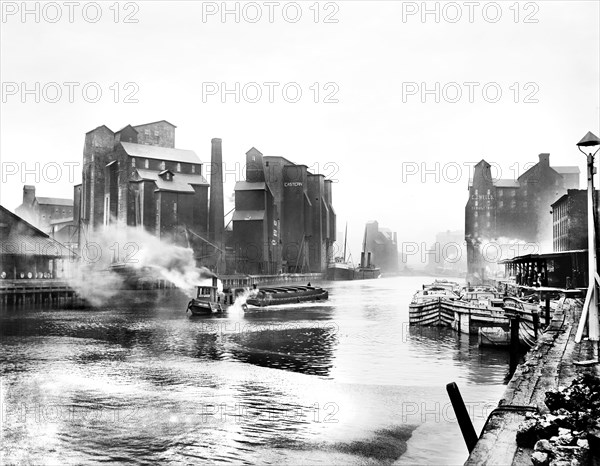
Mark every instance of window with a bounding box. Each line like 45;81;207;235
474;222;478;228
144;159;149;169
523;201;528;208
511;200;516;209
511;189;516;197
176;163;181;172
498;200;504;208
160;161;166;170
474;211;478;217
173;202;177;215
144;129;150;135
131;158;136;167
191;165;196;173
498;190;503;197
486;221;491;228
154;130;159;137
486;211;490;217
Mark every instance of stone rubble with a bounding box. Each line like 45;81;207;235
516;373;600;465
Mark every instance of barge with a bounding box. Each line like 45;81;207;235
246;285;328;307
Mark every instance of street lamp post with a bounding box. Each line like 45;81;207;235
575;131;600;342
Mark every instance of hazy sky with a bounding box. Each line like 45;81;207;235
1;0;599;260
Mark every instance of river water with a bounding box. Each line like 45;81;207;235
0;276;510;465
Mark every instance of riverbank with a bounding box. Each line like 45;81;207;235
465;296;599;465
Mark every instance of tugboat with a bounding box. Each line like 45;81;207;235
186;277;247;316
246;284;329;307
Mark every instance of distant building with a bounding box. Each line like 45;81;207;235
15;185;73;232
551;189;600;252
465;154;579;282
80;121;210;256
362;221;399;273
0;205;74;280
232;148;335;274
426;230;467;276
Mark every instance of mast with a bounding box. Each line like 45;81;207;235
343;222;347;262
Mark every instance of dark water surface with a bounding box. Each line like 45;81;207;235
0;276;509;465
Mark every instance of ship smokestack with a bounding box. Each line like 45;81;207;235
367;252;371;268
209;138;225;271
360;252;365;268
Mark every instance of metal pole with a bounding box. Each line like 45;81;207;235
586;153;598;340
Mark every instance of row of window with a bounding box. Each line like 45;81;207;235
131;157;198;174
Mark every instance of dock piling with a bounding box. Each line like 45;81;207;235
446;382;478;453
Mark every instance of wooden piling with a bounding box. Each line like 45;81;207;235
446;382;478;453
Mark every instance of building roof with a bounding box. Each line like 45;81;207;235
85;124;114;135
235;181;267;191
495;179;520;188
135;168;208;192
232;210;266;221
0;205;74;257
49;217;74;225
35;197;73;207
553;166;581;174
133;120;177;128
467;178;520;188
121;142;200;164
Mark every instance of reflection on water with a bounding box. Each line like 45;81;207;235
1;276;509;464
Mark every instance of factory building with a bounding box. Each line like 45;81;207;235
362;221;399;273
465;154;579;282
80;120;210;255
15;185;74;232
232;148;335;274
551;189;600;252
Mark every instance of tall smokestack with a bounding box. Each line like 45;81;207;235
367;252;371;268
209;138;225;270
360;252;365;268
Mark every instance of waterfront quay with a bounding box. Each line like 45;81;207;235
465;296;598;465
0;279;81;308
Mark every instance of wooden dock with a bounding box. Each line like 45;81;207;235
464;297;597;465
0;279;82;308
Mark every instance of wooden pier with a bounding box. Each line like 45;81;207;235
464;297;596;465
0;279;83;308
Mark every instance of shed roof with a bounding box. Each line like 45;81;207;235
36;197;73;207
235;181;267;191
553;166;581;174
121;142;200;164
232;210;265;221
135;168;208;192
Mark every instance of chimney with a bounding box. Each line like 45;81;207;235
209;138;225;244
23;185;35;206
367;252;372;268
212;276;218;287
539;153;550;167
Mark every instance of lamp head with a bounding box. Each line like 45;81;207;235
577;131;600;156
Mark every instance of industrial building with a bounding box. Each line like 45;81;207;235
80;120;211;256
232;148;336;274
0;205;75;280
15;185;74;231
362;221;399;273
465;154;580;282
551;189;600;252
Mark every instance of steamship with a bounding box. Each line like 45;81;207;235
326;224;380;281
